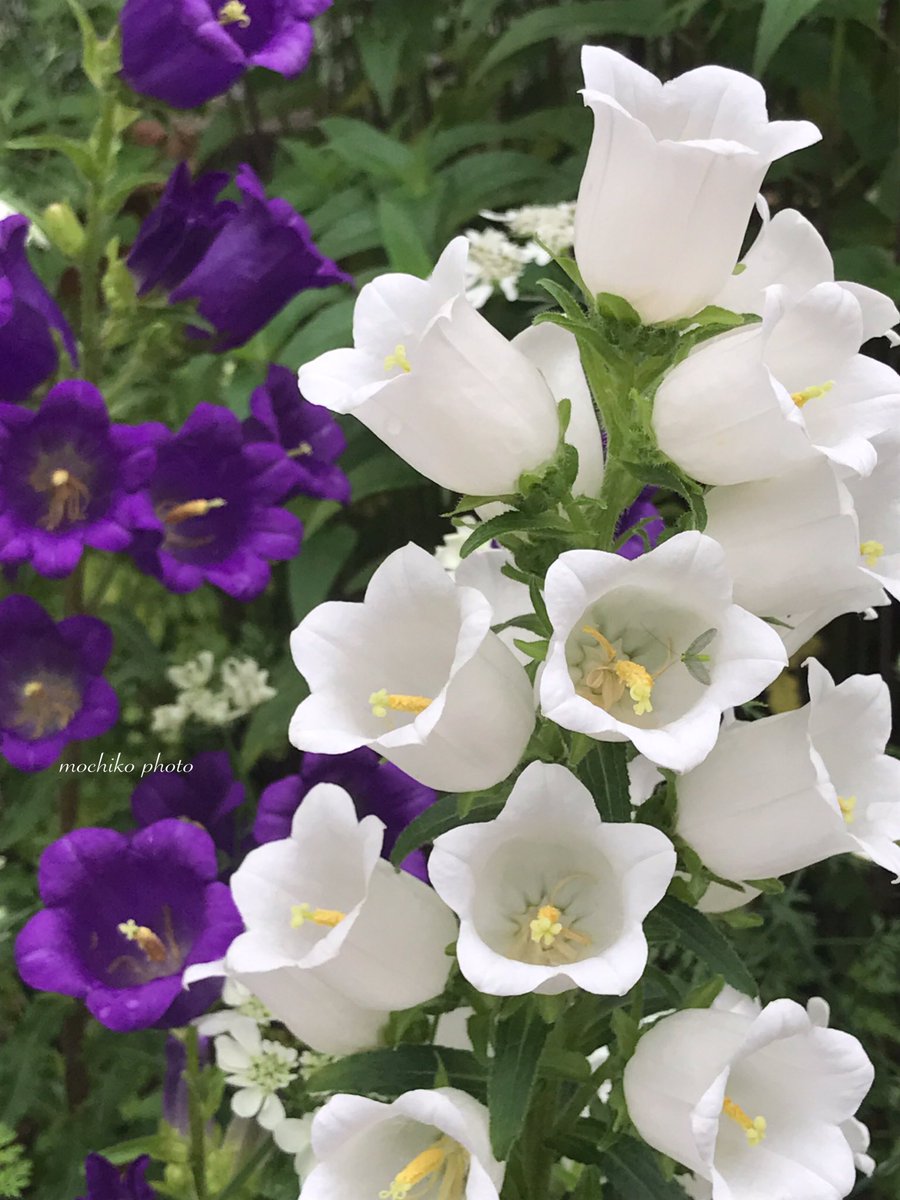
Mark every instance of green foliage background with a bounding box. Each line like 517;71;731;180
0;0;897;1195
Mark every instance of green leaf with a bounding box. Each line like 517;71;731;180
647;897;758;997
320;117;415;180
288;523;358;623
682;975;726;1010
378;194;434;275
595;292;642;325
355;23;407;115
306;1047;486;1101
389;791;506;867
488;1003;550;1159
754;0;825;73
580;743;632;822
64;0;120;89
459;510;570;559
5;135;93;175
603;1139;689;1199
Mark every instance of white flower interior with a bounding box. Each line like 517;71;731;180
328;1116;469;1200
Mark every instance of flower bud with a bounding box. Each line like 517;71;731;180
41;203;86;258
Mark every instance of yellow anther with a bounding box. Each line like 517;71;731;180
369;689;432;718
161;498;227;526
723;1097;767;1146
614;660;654;715
217;1;251;26
379;1144;448;1200
51;468;70;487
23;680;43;698
860;540;885;568
530;904;563;948
384;344;412;374
290;903;345;929
838;795;857;824
117;919;168;963
791;381;834;408
32;463;90;530
287;441;313;458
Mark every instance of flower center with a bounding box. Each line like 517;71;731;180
29;462;91;531
369;689;432;718
516;896;592;966
217;1;251;26
722;1096;767;1147
13;676;81;738
117;918;168;963
290;903;346;929
860;540;884;568
245;1041;299;1093
791;381;834;409
576;626;663;717
838;794;857;824
109;905;184;983
384;344;412;374
379;1138;469;1200
287;441;314;458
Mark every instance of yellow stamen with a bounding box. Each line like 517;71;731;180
217;1;251;27
582;625;617;660
33;465;91;530
614;660;654;716
723;1097;767;1146
529;904;563;948
581;627;656;716
379;1144;448;1200
838;795;857;824
860;540;885;568
384;344;412;374
117;919;168;964
23;680;43;698
161;498;227;526
15;676;80;737
290;903;345;929
791;381;834;408
287;441;313;458
369;689;432;718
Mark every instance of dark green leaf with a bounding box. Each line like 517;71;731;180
604;1139;689;1200
580;743;632;823
378;194;434;275
389;791;506;867
320;117;415;180
754;0;825;73
288;524;358;623
306;1046;486;1101
647;897;758;997
488;1003;550;1158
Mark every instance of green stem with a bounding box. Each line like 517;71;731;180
214;1139;273;1200
186;1026;210;1200
79;89;118;383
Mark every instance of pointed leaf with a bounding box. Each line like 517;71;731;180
488;1003;550;1158
647;897;758;996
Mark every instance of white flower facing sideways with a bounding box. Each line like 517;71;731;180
539;531;787;772
574;46;820;323
299;1087;504;1200
213;1016;299;1131
429;762;675;997
186;782;457;1056
289;542;536;792
624;987;875;1200
653;279;900;487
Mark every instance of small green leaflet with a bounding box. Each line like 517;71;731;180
681;627;717;685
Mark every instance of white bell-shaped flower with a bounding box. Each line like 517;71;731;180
299;1087;504;1200
653;283;900;485
539;531;787;771
704;457;886;653
623;991;874;1200
428;762;675;997
454;545;535;666
289;543;536;792
574;46;820;323
298;238;566;496
713;203;899;343
194;782;457;1056
844;433;900;602
676;658;900;882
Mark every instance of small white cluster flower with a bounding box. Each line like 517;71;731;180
462;227;536;308
213;1019;300;1131
483;201;577;260
151;651;276;741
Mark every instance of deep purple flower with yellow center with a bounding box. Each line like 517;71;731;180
243;364;350;504
77;1154;157;1200
253;747;436;881
130;402;301;600
15;819;242;1032
121;0;332;109
616;488;665;560
0;381;163;578
128;163;350;351
0;595;117;772
131;751;244;857
0;214;77;403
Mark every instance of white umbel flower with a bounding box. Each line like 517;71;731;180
189;782;457;1056
213;1018;299;1130
428;762;676;997
676;658;900;883
463;227;535;308
623;992;874;1200
220;657;277;716
574;47;820;323
297;238;561;496
299;1087;504;1200
539;531;787;771
482;202;577;261
289;543;535;792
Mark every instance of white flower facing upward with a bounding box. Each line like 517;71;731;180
623;987;874;1200
428;762;676;997
188;782;457;1056
213;1017;299;1130
289;543;535;792
676;658;900;884
463;227;536;308
653;282;900;486
574;47;820;323
539;532;787;771
297;237;561;496
299;1087;504;1200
